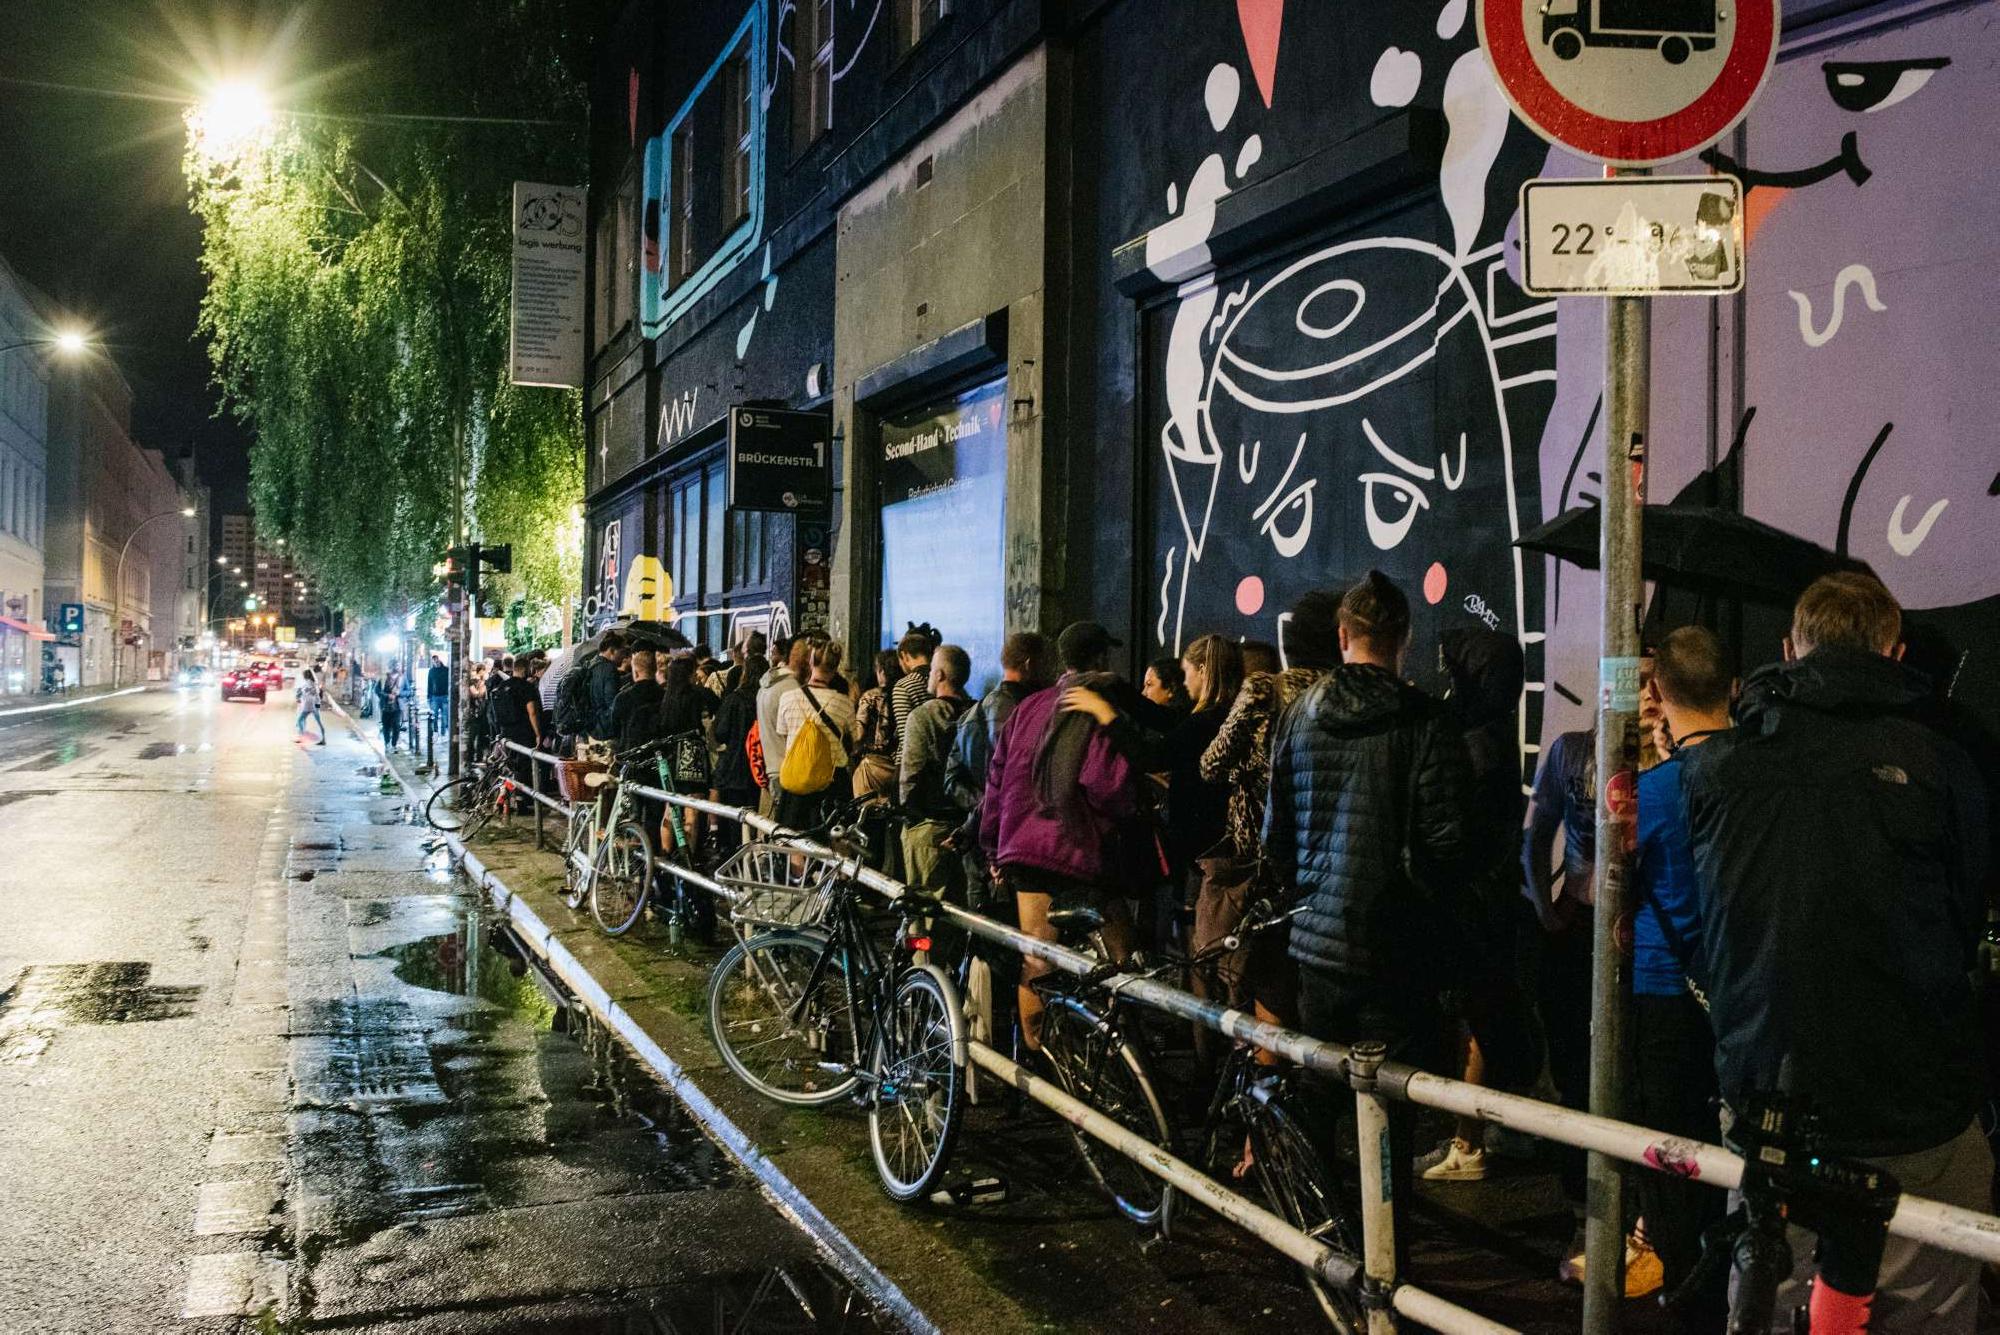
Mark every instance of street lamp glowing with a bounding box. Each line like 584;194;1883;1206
180;506;196;518
190;79;275;164
54;330;89;355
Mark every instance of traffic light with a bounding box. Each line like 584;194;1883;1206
442;547;471;592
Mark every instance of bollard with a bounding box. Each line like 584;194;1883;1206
426;711;435;771
532;751;545;849
1350;1041;1399;1335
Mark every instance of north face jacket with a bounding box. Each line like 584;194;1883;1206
1682;646;1991;1157
1264;663;1472;1005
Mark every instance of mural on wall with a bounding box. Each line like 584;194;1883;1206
1141;0;1999;771
1145;1;1557;760
1526;0;1999;747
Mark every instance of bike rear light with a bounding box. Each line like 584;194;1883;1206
907;935;933;953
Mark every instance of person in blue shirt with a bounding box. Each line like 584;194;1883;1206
1632;625;1734;1326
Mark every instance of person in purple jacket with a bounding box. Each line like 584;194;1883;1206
980;620;1143;1053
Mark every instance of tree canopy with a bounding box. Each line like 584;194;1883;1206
187;0;607;621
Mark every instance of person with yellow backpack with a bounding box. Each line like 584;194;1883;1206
774;635;856;830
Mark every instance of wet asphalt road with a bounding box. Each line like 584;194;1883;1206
0;687;893;1334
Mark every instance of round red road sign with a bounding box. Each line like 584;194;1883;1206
1478;0;1779;166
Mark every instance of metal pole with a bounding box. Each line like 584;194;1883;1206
1583;164;1651;1335
1352;1041;1399;1335
533;753;545;849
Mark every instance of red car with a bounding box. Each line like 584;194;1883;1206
220;668;267;702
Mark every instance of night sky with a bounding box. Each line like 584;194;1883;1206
0;1;337;529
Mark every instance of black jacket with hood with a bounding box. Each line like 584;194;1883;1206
1441;627;1527;925
1264;662;1473;1004
1682;646;1991;1157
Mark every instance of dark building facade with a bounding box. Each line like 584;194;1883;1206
586;0;2000;757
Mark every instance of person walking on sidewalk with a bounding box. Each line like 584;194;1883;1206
295;668;328;746
426;654;449;733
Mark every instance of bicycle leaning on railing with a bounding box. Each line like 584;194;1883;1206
422;740;521;841
559;743;662;937
706;808;969;1203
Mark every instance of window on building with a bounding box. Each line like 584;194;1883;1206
668;124;696;286
702;460;726;601
893;0;944;57
612;171;638;333
723;56;755;228
728;509;770;591
791;0;832;151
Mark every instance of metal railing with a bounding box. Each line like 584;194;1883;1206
487;740;2000;1332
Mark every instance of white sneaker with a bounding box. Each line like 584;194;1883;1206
1420;1137;1488;1182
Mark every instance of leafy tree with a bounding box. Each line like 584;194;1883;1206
187;0;607;622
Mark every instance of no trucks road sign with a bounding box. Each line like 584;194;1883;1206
1478;0;1780;165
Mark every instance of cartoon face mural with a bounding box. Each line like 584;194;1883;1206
1526;2;2000;745
1146;22;1556;751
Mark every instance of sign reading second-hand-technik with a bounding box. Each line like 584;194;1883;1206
508;182;587;388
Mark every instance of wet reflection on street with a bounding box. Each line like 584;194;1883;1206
292;886;898;1332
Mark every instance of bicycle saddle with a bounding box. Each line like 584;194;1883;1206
583;771;615;789
1046;907;1104;935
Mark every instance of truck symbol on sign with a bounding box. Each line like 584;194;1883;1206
1542;0;1721;66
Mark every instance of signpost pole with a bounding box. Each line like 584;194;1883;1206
1582;164;1650;1335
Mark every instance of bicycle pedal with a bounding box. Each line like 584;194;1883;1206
927;1176;1009;1207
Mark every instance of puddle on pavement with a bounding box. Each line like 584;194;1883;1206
294;896;903;1330
0;789;56;810
0;962;202;1065
136;741;183;760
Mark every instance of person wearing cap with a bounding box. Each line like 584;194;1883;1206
979;620;1143;1054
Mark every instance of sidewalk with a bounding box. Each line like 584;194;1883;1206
337;715;1358;1334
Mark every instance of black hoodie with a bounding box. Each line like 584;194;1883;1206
1682;646;1991;1157
1264;662;1472;1004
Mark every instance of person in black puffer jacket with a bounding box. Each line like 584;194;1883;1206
1265;571;1471;1261
1683;572;1992;1335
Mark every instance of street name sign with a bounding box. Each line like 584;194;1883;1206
728;407;832;514
1520;174;1743;296
1478;0;1780;165
508;182;587;388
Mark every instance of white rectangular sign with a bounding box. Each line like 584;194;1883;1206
508;182;587;388
1519;175;1744;297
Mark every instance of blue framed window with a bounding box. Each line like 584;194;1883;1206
638;3;767;339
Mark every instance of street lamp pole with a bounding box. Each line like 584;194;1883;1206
111;507;197;689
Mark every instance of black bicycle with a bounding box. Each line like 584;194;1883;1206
707;814;968;1202
1172;897;1359;1331
1028;906;1180;1235
423;740;522;840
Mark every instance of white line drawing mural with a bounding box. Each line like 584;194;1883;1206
1145;23;1555;767
1887;494;1948;557
1788;262;1887;348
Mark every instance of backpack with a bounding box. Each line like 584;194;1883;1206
553;649;598;737
746;720;769;790
779;688;842;795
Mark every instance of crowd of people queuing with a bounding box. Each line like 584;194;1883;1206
441;561;1990;1335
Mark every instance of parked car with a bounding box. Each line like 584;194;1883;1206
220;668;267;702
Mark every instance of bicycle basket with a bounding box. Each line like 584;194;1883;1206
714;841;837;929
555;758;608;803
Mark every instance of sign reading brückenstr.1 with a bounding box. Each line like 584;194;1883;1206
508;182;586;388
1521;174;1743;296
728;408;832;514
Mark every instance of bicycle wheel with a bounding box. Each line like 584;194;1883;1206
867;964;966;1202
1038;992;1176;1234
591;820;656;935
1249;1094;1362;1334
423;776;482;833
709;930;859;1106
561;808;592;909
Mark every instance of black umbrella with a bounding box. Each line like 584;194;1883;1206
581;618;692;653
1515;504;1871;605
